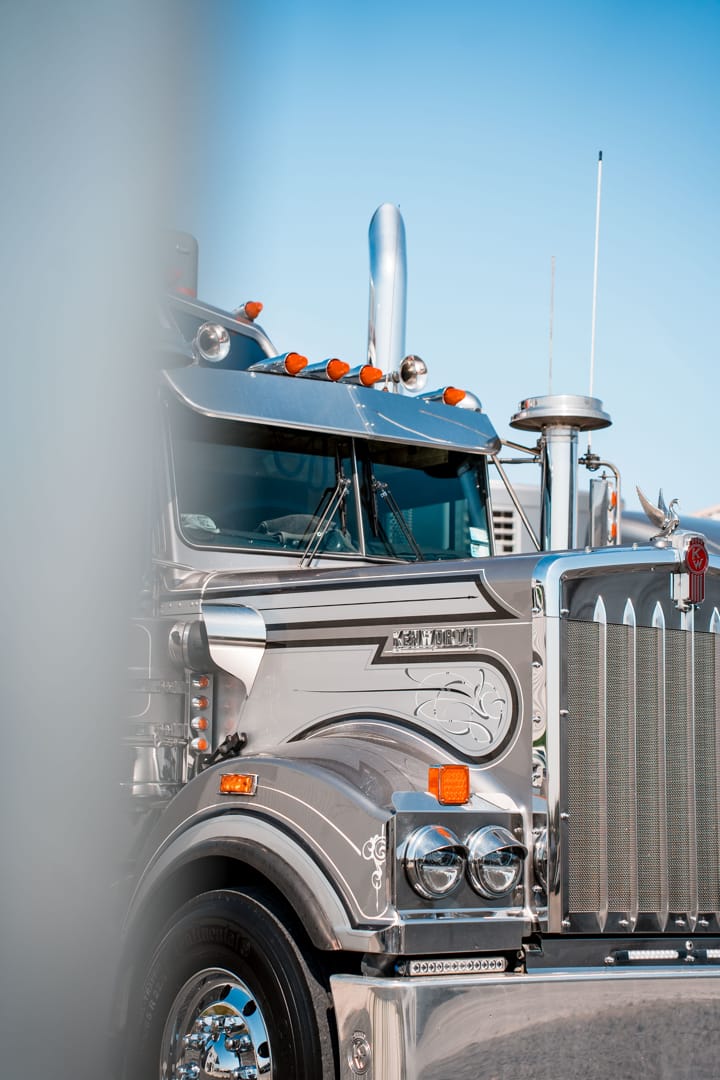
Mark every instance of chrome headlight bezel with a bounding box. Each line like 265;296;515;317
403;824;466;900
466;825;527;899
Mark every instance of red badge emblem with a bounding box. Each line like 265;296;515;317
686;537;708;604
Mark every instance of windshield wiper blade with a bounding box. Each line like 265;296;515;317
371;477;424;561
300;474;352;566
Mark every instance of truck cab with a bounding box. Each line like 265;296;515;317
119;209;720;1080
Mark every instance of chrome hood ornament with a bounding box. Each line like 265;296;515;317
637;486;680;539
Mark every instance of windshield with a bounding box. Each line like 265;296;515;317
358;441;490;560
169;404;491;561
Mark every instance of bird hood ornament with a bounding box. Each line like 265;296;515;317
637;486;680;540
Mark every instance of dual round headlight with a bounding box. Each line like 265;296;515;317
403;824;526;901
404;825;467;900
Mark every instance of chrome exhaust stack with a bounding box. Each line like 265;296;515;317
510;394;611;551
367;203;407;383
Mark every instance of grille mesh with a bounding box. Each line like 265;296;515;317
565;616;720;929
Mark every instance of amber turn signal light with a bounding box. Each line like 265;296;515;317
327;358;351;381
443;387;466;407
285;352;308;375
428;764;471;805
359;364;384;387
219;773;258;796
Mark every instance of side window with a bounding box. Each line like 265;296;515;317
169;406;358;555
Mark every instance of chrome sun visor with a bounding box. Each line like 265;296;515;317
163;366;501;455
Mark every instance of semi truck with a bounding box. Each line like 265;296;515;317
117;206;720;1079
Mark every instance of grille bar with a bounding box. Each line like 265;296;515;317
564;601;720;934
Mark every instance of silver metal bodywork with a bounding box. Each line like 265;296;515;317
331;967;720;1079
122;237;720;1073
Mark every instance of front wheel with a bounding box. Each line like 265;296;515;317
128;888;337;1079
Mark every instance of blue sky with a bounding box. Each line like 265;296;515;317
172;1;720;513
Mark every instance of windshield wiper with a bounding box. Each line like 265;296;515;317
370;476;424;561
300;472;352;566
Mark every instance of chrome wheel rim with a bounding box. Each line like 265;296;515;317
160;967;272;1079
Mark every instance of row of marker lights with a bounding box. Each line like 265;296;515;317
190;674;210;755
195;319;474;405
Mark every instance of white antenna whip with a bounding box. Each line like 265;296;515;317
589;150;603;397
548;254;556;394
587;150;603;452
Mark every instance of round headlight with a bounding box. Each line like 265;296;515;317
403;825;465;900
466;825;526;899
194;322;231;363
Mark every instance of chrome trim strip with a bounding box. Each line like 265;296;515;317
622;598;639;931
684;606;699;930
652;601;670;931
712;609;720;926
594;596;609;932
544;606;561;931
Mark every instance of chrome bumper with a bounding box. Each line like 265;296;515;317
331;966;720;1079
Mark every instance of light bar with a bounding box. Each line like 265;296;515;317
249;352;308;376
613;949;681;964
397;957;507;977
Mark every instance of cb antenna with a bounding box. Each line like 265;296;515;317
587;150;603;451
548;254;556;394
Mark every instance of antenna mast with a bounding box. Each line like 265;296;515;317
587;150;603;450
548;254;556;394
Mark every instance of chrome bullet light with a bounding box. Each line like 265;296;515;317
403;825;466;900
398;353;428;392
466;826;527;899
194;322;231;363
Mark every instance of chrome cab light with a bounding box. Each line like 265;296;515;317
193;322;231;363
403;825;466;900
466;825;527;899
398;353;428;392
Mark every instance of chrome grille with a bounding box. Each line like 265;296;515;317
564;610;720;932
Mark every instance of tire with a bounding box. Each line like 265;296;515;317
127;888;337;1079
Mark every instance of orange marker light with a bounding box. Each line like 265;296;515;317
443;387;466;407
192;736;209;754
244;301;263;321
219;773;258;796
193;675;210;690
327;359;350;381
193;696;209;711
359;364;384;387
193;716;209;732
285;352;308;375
428;764;471;805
